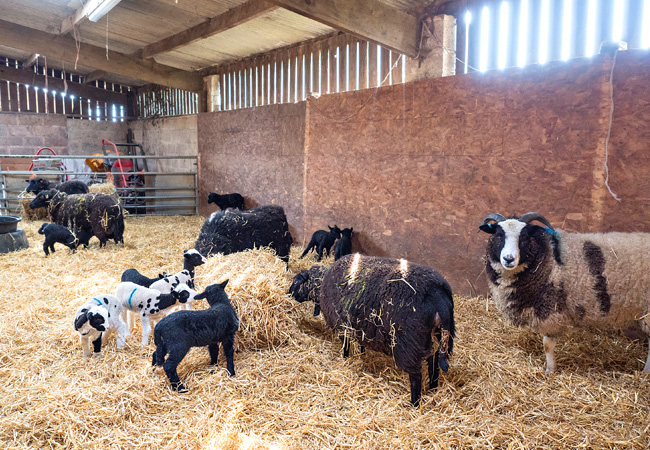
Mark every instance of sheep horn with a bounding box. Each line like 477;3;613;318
479;213;506;228
518;212;554;230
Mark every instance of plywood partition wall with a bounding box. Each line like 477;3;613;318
198;49;650;295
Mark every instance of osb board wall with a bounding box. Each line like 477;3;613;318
197;103;306;240
196;50;650;295
305;50;650;294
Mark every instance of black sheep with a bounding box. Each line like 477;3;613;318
26;177;89;195
152;281;239;392
300;225;342;261
29;190;125;247
207;192;245;210
289;254;455;406
38;222;77;255
334;227;353;261
194;205;293;265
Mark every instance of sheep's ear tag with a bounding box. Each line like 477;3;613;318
479;223;497;234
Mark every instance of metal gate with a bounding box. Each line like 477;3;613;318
0;153;198;217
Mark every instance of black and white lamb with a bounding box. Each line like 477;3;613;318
38;222;77;256
115;282;195;346
300;225;342;261
479;212;650;373
334;227;353;261
26;177;89;195
195;205;293;265
74;294;129;357
29;190;125;247
152;281;239;392
121;249;206;294
207;192;245;210
289;254;455;406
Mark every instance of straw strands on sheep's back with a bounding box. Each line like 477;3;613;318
0;216;649;449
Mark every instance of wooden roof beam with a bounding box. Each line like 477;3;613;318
270;0;420;57
21;53;40;68
0;19;203;92
137;0;278;59
0;64;126;104
83;70;108;84
60;0;123;35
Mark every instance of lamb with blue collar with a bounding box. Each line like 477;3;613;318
73;294;129;357
115;282;196;346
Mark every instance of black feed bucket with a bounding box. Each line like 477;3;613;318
0;216;29;253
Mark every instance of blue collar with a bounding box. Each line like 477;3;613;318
127;288;138;309
545;227;560;239
93;297;103;306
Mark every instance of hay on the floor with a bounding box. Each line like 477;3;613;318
18;191;49;221
0;216;648;449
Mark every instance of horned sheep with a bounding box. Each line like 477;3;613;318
289;254;455;406
479;212;650;374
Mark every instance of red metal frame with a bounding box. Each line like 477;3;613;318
102;139;129;188
28;147;70;181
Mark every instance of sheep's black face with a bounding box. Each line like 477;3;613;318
88;312;106;332
195;280;229;306
288;271;309;302
207;193;218;204
29;190;55;209
329;225;342;238
341;228;353;238
25;177;49;194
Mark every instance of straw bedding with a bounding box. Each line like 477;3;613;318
0;216;648;449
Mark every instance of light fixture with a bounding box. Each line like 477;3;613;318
87;0;122;22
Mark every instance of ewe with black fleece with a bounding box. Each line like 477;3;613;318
152;281;239;392
195;205;293;264
289;254;455;406
479;212;650;373
26;177;89;195
29;190;124;247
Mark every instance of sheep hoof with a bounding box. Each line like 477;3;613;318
544;367;556;375
174;383;188;393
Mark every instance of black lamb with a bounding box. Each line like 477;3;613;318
29;190;125;247
207;192;245;210
289;254;455;406
334;227;353;261
194;205;293;265
152;281;239;392
300;225;342;261
38;222;77;255
26;177;89;195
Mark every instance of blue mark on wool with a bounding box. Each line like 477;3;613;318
545;227;560;238
127;288;138;309
92;297;103;306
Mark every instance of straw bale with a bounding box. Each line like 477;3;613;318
0;216;649;449
18;191;49;221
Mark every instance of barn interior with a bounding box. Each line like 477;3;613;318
1;0;649;448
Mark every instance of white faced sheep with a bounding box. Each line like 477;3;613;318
26;177;89;195
38;223;78;256
115;282;195;346
479;212;650;374
289;254;455;407
207;192;245;210
334;227;353;261
73;294;129;357
152;281;239;392
29;190;124;247
194;205;293;265
300;225;342;261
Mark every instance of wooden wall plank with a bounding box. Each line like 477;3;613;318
368;43;378;88
358;40;368;90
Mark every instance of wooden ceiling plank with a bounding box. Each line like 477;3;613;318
138;0;279;59
60;0;124;35
84;70;109;84
0;64;126;104
0;19;202;91
270;0;420;57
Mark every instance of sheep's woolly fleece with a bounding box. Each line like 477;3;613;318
0;216;648;449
